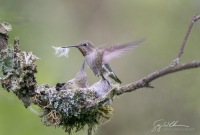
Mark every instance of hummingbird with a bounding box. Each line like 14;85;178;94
58;61;89;90
89;78;112;98
62;40;144;84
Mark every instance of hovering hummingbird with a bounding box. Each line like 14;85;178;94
89;78;112;98
62;40;144;83
59;61;89;90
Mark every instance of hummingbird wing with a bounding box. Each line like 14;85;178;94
101;39;144;63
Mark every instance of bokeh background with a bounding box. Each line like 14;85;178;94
0;0;200;135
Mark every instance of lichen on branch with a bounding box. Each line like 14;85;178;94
0;34;38;107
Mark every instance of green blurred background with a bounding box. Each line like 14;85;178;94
0;0;200;135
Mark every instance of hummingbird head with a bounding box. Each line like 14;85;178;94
61;40;95;56
76;40;95;56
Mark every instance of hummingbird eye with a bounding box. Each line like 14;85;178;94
82;43;87;46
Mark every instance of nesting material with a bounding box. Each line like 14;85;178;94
52;46;70;57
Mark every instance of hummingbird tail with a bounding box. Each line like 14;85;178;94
103;63;122;84
109;73;122;84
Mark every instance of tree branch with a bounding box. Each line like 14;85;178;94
114;61;200;95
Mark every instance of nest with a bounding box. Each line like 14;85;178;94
32;84;113;134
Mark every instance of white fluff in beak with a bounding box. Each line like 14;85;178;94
52;46;70;57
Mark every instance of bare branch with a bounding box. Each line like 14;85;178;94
114;61;200;95
172;14;200;66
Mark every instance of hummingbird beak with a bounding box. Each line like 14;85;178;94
81;60;85;71
61;45;79;48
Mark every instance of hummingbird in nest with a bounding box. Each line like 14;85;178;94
56;61;88;90
89;78;112;98
61;40;144;84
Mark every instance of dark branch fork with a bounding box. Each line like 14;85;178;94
114;14;200;95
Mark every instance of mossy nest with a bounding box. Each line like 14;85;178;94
32;84;114;135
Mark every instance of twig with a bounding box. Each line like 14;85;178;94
172;14;200;66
